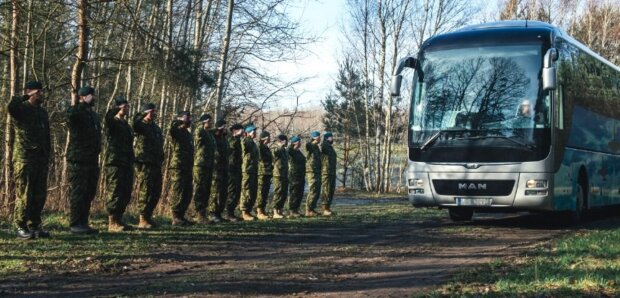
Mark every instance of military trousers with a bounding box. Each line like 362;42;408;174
209;169;228;214
226;171;242;214
320;174;336;208
288;175;305;212
271;176;288;211
256;174;272;210
135;163;162;218
240;171;258;212
13;161;49;229
105;165;134;216
193;166;214;213
170;167;193;218
68;162;99;227
305;171;321;211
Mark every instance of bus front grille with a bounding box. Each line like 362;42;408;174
432;180;515;196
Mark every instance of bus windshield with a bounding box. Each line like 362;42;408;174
410;44;551;159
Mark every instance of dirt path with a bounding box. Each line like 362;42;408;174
0;198;582;297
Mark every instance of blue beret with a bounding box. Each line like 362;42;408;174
323;131;333;139
290;135;301;143
310;131;320;138
244;124;257;132
78;86;95;96
25;81;43;90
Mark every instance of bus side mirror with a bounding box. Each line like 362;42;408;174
391;56;418;97
543;48;558;91
391;75;403;97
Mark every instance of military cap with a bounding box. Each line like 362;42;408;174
290;135;301;143
114;96;128;107
177;110;191;117
230;123;244;131
215;119;227;128
277;134;288;141
199;114;212;122
244;124;257;133
260;131;270;139
323;131;333;139
310;131;321;138
78;86;95;96
142;102;156;112
24;81;43;90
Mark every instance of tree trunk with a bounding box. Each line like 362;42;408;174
214;0;234;120
4;0;19;212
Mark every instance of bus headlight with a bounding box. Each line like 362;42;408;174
408;179;424;194
525;179;548;196
526;179;547;188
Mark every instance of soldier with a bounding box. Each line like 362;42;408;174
193;114;216;224
305;131;322;217
271;134;289;219
104;97;135;232
169;111;194;226
256;130;273;220
287;135;306;218
224;123;244;222
133;102;164;229
320;131;337;216
9;81;51;239
208;119;229;222
67;86;101;234
240;124;259;221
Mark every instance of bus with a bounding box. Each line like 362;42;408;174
391;20;620;222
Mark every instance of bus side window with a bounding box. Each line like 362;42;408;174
555;84;564;130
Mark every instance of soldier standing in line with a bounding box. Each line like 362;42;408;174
133;102;164;229
320;131;337;216
104;97;135;232
240;124;259;221
66;86;101;234
255;130;273;220
287;135;305;218
208;119;229;222
169;111;195;226
193;114;216;224
9;81;51;239
224;123;244;222
304;131;322;217
271;134;289;219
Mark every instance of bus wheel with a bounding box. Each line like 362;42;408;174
567;184;585;224
449;208;474;221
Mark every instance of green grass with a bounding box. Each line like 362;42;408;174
427;223;620;297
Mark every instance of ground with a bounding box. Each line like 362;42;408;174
0;193;617;297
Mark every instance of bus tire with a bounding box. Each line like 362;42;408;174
567;184;585;224
449;208;474;221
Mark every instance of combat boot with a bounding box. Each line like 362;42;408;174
172;216;194;226
223;211;241;222
288;210;302;218
108;215;127;232
208;213;222;223
241;210;256;221
272;209;284;219
138;215;154;229
322;207;334;217
256;208;270;220
196;210;209;225
305;209;319;217
71;225;99;234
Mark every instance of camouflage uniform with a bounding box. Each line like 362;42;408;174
169;120;194;218
226;135;242;214
305;141;322;211
193;127;216;214
104;108;134;217
240;137;259;212
320;141;337;209
256;142;273;211
133;113;164;219
209;130;229;215
271;143;289;211
67;102;101;228
8;95;51;230
287;145;306;212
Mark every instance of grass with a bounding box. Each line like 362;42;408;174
427;220;620;297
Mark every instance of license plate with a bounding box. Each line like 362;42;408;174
455;197;492;206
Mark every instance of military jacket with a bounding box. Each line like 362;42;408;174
67;102;101;164
104;108;134;167
288;146;306;178
133;114;164;166
228;135;242;173
272;145;288;178
169;120;194;169
242;137;259;174
305;141;321;174
194;127;217;168
321;141;337;176
8;96;51;164
213;130;229;171
258;142;273;176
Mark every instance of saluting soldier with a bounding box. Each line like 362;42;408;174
193;114;217;224
305;131;322;217
104;97;135;232
320;131;337;216
67;86;101;234
287;135;306;218
208;119;229;222
271;134;289;219
133;102;164;229
9;81;51;239
169;111;194;226
224;123;244;222
240;124;259;221
256;130;273;220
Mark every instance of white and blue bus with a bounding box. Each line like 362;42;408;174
391;20;620;222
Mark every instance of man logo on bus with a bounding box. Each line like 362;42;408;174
459;183;487;190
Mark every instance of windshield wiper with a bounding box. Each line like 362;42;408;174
419;130;444;151
453;135;536;150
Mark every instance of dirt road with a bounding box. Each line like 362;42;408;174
0;197;580;297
